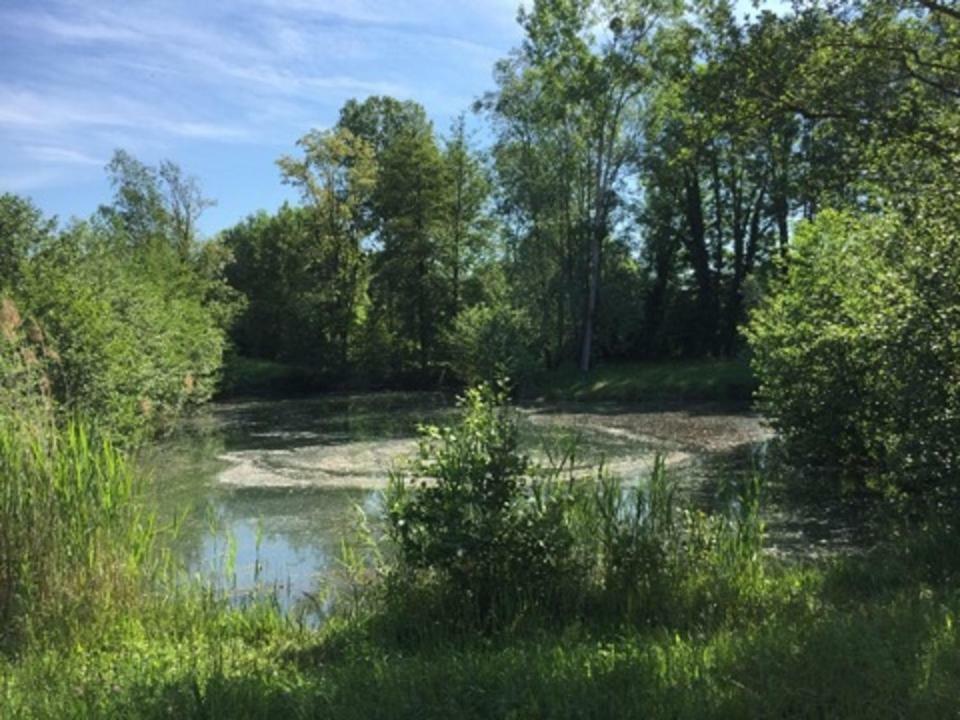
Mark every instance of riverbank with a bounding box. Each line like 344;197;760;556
219;356;758;406
527;359;757;405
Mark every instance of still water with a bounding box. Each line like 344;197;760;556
139;392;852;609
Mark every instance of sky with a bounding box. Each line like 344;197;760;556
0;0;524;235
0;0;776;236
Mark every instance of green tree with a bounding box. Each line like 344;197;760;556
100;150;215;260
278;127;378;370
439;115;493;319
0;194;55;293
489;0;677;370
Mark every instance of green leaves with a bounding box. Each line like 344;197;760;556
386;384;574;626
747;201;960;493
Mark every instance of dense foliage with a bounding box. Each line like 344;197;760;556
0;154;238;438
385;385;765;633
210;0;960;401
748;195;960;493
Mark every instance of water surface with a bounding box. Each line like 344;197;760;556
141;392;853;609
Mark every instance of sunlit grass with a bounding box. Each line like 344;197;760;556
530;359;757;404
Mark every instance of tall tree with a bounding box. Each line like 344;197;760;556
277;128;378;369
101;150;215;260
490;0;677;370
439;115;493;319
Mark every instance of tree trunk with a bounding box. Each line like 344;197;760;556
683;168;717;354
579;219;603;372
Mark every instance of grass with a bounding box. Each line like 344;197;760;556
0;415;156;652
4;380;960;719
220;356;758;405
3;549;959;719
528;359;757;404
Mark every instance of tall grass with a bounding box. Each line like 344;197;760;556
0;306;159;650
0;414;157;649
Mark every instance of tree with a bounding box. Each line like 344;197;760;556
101;150;215;259
159;160;216;260
0;194;55;293
278;127;378;369
439;115;493;319
374;121;447;371
489;0;676;370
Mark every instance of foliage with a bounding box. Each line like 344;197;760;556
386;384;578;626
1;152;238;439
747;199;960;492
5;459;960;720
18;224;229;438
445;301;539;387
276;128;378;371
384;383;766;633
0;327;154;649
0;194;56;293
218;354;325;397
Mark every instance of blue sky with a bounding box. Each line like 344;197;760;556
1;0;775;236
0;0;524;234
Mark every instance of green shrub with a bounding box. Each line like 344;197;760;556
0;323;155;649
445;302;539;387
386;384;579;628
746;202;960;493
383;383;767;635
14;223;229;439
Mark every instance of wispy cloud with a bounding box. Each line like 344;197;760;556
0;85;251;141
0;168;68;192
24;145;103;166
0;0;523;228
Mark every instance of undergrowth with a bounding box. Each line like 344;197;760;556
2;383;960;718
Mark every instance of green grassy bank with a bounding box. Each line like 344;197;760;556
3;540;959;719
220;356;758;405
528;359;757;404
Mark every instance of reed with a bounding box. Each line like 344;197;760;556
0;413;156;650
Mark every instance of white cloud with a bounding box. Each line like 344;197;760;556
24;145;103;166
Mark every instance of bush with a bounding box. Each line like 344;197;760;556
383;383;767;635
11;221;230;439
386;384;578;628
445;302;539;387
746;202;960;493
0;320;154;649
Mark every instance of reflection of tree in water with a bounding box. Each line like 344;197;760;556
138;425;231;572
213;391;454;452
215;486;376;556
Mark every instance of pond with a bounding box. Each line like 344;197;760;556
139;392;858;612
